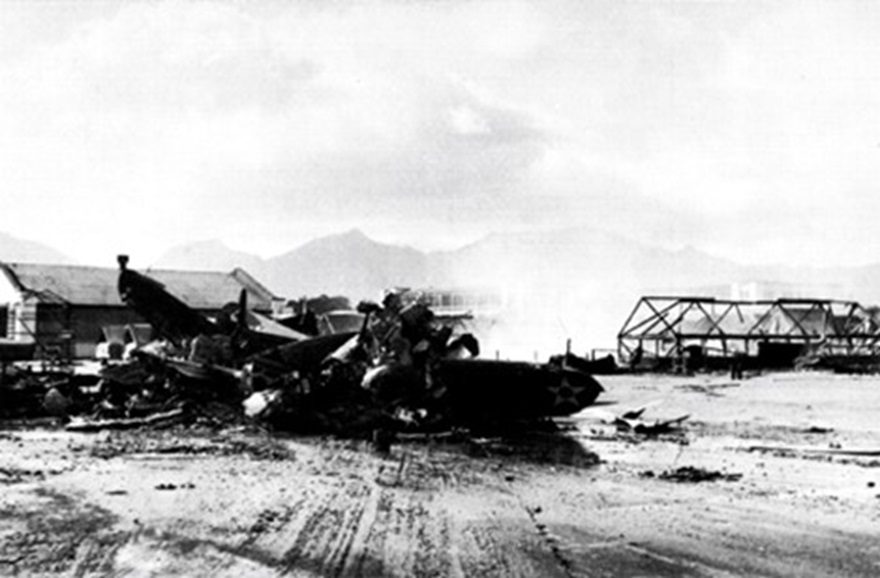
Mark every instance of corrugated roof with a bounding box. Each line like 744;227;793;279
0;263;277;310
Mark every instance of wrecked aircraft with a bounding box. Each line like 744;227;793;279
18;257;604;434
117;255;308;359
123;258;603;431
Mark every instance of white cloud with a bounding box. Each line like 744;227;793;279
0;1;879;267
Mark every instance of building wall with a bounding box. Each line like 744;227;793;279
0;272;20;305
0;270;30;344
67;306;147;359
0;265;269;359
34;303;71;360
4;303;149;360
416;288;504;317
63;305;223;359
10;299;38;344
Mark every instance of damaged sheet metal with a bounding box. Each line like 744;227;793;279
5;260;606;436
612;405;690;435
432;359;604;422
117;255;218;345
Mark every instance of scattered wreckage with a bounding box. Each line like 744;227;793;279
580;401;691;441
2;256;604;435
611;405;690;436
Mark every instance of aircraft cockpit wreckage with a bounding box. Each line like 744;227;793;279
62;256;603;435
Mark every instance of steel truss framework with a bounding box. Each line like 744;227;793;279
618;296;880;364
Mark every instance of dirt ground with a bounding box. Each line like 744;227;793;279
2;370;880;577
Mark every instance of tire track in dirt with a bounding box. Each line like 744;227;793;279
109;529;281;577
431;481;573;578
521;502;576;578
269;450;461;577
507;463;880;578
245;443;573;577
0;487;126;577
355;488;458;577
275;477;378;576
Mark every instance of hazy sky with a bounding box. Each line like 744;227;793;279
1;0;879;267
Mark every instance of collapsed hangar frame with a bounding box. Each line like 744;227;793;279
617;296;880;367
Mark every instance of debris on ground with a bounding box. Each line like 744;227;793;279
0;258;607;451
155;482;196;491
79;427;296;461
0;467;51;484
613;407;690;436
65;408;185;432
644;466;743;483
746;445;880;458
674;382;740;396
467;431;602;468
584;402;690;440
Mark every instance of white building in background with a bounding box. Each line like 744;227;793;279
416;287;505;317
646;280;849;302
730;280;848;301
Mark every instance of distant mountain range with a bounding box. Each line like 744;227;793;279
150;227;880;305
6;226;880;355
264;230;428;301
145;227;880;355
0;231;73;264
153;230;429;301
154;239;267;279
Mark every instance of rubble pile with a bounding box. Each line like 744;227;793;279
0;259;604;438
646;466;743;483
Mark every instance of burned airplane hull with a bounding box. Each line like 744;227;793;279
117;256;217;344
433;359;603;422
246;332;358;377
111;260;604;434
